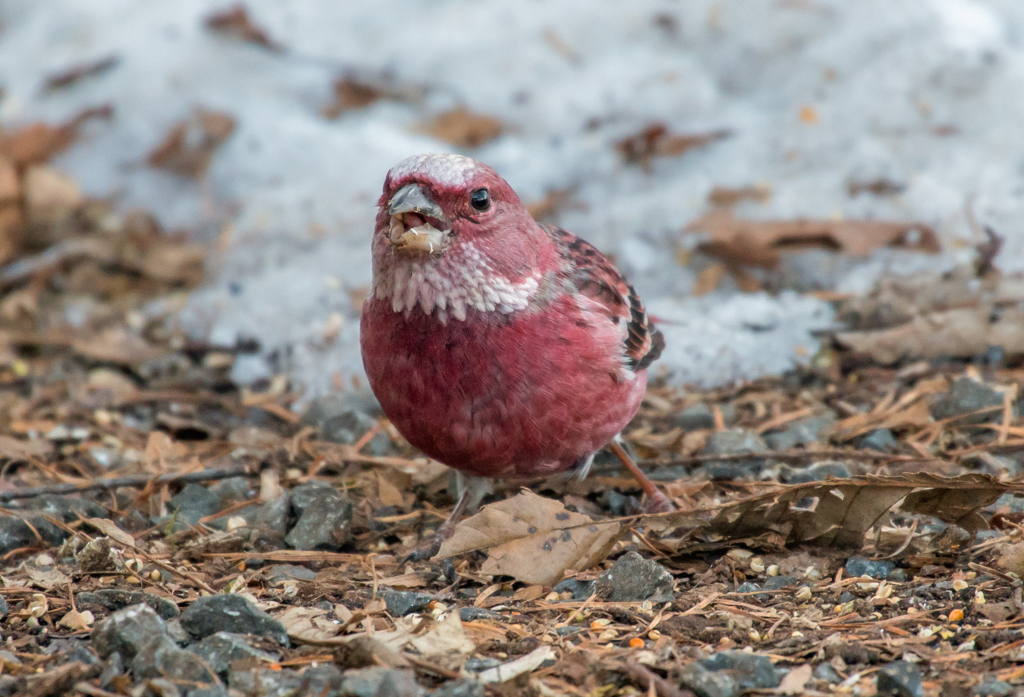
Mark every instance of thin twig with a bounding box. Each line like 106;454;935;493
0;466;255;502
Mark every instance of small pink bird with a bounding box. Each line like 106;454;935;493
360;153;673;552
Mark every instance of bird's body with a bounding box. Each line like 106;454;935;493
360;153;670;526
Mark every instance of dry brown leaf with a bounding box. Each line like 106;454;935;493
437;489;623;586
478;645;556;684
655;472;1012;552
421;107;504;148
57;608;94;631
526;189;583;223
0;105;112;167
276;605;343;642
692;263;727;297
84;519;135;548
708;183;771;208
0;434;52;460
685;208;940;269
148;108;236;178
136;242;206;285
616;123;731;169
0;156;18;202
778;664;812;694
23;165;83;224
44;56;120;91
322;77;384;117
836;305;1024;365
408;611;476;656
26;566;72;590
205;4;282;51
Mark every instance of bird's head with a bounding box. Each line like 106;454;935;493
376;153;528;257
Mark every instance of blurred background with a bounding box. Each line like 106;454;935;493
1;0;1023;403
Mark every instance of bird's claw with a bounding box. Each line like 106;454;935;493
641;492;676;515
400;537;443;565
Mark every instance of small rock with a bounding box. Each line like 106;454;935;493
813;663;842;684
698;428;770;479
430;678;484;697
285;486;354;551
764;413;835;451
458;607;501;622
762;575;799;591
169;484;222;525
376;669;426;697
253;493;292;536
930;378;1002;425
302;393;383;426
973;678;1013;697
380;590;433;617
673;404;716;430
699;651;781;692
230;667;304;696
0;516;66;554
298;664;345;697
599;491;629;516
18;495;108;522
858;428;899;452
0;595;8;618
289;481;340;517
596;551;674;603
210;477;255;507
264;564;317;587
321;410;392;456
846;555;895;580
98;651;123;689
179;594;289;645
341;667;408;697
186;686;230;697
92;603;167;660
77;589;180;620
997;541;1024;577
875;660;923;697
49;640;100;667
677;662;736;697
187;632;280;681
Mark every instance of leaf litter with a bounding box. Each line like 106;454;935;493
6;108;1024;697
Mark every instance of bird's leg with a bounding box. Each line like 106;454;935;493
608;438;675;514
402;473;492;563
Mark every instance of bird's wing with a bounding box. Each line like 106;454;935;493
543;225;665;370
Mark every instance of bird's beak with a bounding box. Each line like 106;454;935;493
387;184;449;254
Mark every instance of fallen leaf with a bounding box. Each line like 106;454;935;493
23;165;83;223
276;606;343;642
57;608;94;630
408;611;476;656
526;188;584;223
0;435;52;460
847;177;907;197
708;183;772;208
437;489;623;586
26;566;71;590
685;208;940;270
778;664;812;694
205;4;282;51
0;156;18;202
477;645;555;683
835;305;1024;365
654;473;1012;552
322;77;384;117
616;123;731;169
83;519;135;548
148;108;236;178
421;107;503;148
692;263;727;297
0;105;112;167
43;55;120;91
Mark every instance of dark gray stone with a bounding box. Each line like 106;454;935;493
17;495;108;522
169;484;223;524
463;657;501;672
430;678;484;697
875;661;923;697
674;404;716;430
186;687;230;697
846;555;895;579
973;679;1013;696
596;551;674;603
166;619;190;646
762;576;800;591
376;669;426;697
702;428;769;457
179;594;288;645
210;477;254;507
302;393;383;425
298;664;345;697
92;603;168;660
186;632;280;681
813;663;842;684
264;564;317;587
230;667;304;697
677;662;736;697
459;607;501;622
930;378;1002;425
50;640;100;667
137;633;219;683
342;667;408;697
0;516;67;554
253;493;292;535
380;590;433;617
553;578;596;601
285;486;353;551
289;481;340;517
599;491;629;516
77;589;180;619
0;594;8;618
858;428;899;452
99;651;123;688
322;410;392;456
699;651;781;692
764;413;835;451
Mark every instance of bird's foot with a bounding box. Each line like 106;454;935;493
400;524;455;565
641;490;676;514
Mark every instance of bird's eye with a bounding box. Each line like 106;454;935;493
469;188;490;212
